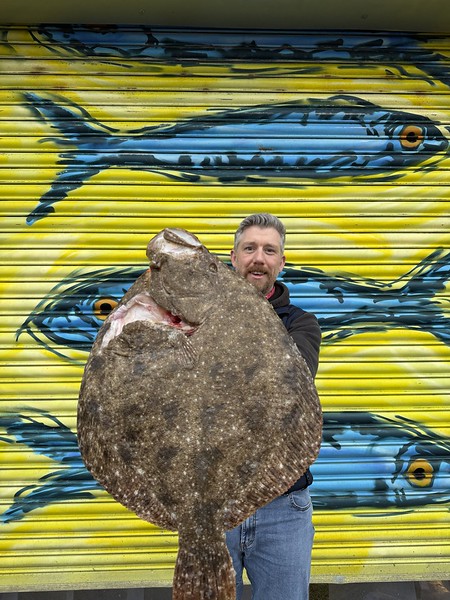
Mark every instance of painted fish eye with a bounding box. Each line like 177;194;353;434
93;297;119;320
406;458;435;487
399;125;425;149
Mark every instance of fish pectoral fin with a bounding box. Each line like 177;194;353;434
178;336;197;369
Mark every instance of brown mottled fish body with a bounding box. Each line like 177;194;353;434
78;228;322;600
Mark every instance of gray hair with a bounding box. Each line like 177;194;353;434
234;213;286;252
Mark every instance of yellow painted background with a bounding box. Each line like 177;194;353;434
0;25;449;591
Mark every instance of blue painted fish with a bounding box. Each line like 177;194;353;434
311;412;450;510
16;248;450;360
22;26;450;88
1;409;448;522
16;267;140;360
0;411;101;523
281;246;450;346
23;92;448;224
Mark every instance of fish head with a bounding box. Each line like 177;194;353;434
146;228;223;324
395;121;447;153
15;268;144;361
314;412;450;511
392;436;450;506
370;110;448;165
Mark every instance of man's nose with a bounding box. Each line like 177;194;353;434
252;248;265;263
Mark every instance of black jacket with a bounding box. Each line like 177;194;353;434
270;281;321;378
269;281;321;492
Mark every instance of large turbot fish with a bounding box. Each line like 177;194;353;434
23;92;448;224
77;228;322;600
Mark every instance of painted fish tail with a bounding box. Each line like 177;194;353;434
319;248;450;347
403;248;450;292
22;92;116;224
173;534;235;600
401;248;450;345
23;91;120;139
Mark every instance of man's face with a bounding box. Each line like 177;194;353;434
231;225;286;295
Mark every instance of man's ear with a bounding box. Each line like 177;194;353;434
230;249;237;268
279;255;286;272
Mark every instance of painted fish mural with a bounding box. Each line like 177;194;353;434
1;21;449;588
0;411;100;523
1;410;449;523
16;248;450;361
312;412;450;510
23;92;448;224
19;26;450;89
16;267;137;360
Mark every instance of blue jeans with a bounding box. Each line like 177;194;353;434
225;488;314;600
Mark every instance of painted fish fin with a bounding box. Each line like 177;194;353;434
0;410;103;523
0;411;80;463
1;468;101;524
26;166;102;224
173;534;235;600
398;248;450;345
400;247;450;294
316;248;450;347
23;92;118;139
23;92;115;224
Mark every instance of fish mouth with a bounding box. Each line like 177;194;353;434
100;292;196;349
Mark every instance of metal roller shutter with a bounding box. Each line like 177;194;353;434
1;25;449;591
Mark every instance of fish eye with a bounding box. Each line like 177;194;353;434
93;297;118;320
405;458;435;487
399;125;425;149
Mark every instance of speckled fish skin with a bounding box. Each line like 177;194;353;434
77;228;322;600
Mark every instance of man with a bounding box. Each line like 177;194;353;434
226;213;321;600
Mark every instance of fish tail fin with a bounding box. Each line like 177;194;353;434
400;248;450;346
22;92;116;224
400;248;450;294
22;91;116;140
173;535;235;600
